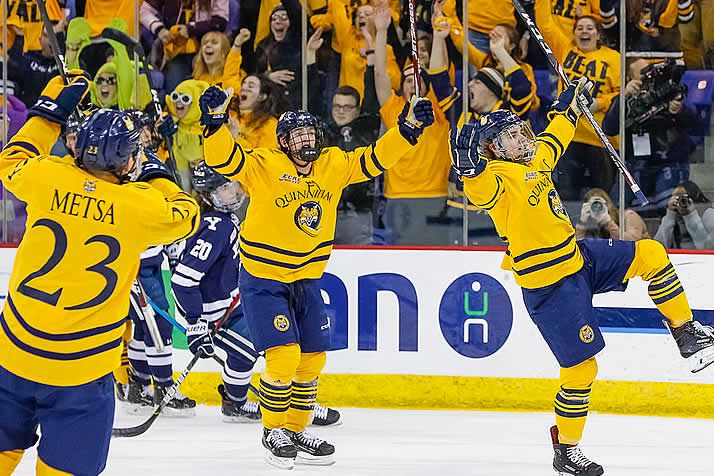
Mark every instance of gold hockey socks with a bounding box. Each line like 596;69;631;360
36;457;71;475
285;380;318;432
259;379;292;430
555;358;597;444
286;351;326;432
0;449;23;475
625;239;692;327
261;344;301;429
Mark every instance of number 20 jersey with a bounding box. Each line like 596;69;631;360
0;118;200;386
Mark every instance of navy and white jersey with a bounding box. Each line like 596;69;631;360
171;210;241;324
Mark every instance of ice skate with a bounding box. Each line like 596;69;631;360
287;429;335;466
664;320;714;373
262;427;297;470
551;426;604;476
310;403;341;426
154;385;197;417
218;384;261;422
121;375;154;415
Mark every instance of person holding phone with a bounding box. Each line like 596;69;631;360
654;180;714;249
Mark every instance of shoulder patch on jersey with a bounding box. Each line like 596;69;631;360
525;172;539;181
84;179;97;193
274;314;290;332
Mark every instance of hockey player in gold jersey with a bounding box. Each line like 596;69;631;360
198;85;434;469
450;77;714;476
0;73;199;475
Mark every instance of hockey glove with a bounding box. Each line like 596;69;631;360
28;71;91;125
547;77;594;126
135;151;174;183
199;86;233;137
186;318;215;358
398;96;435;145
157;114;178;139
450;124;485;178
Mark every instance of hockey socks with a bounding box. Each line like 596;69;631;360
555;358;597;444
260;379;292;429
286;380;318;432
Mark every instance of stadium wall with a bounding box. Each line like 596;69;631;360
2;247;713;418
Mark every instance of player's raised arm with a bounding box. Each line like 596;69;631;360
537;77;593;170
0;72;90;182
342;96;435;186
199;86;255;186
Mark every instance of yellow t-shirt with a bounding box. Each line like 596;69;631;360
380;92;450;199
86;0;136;37
204;124;415;282
235;112;279;149
462;115;584;289
4;0;62;52
536;0;620;147
443;0;515;34
0;118;199;386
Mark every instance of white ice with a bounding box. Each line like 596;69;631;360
12;406;714;476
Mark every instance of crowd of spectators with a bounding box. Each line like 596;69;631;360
0;0;713;248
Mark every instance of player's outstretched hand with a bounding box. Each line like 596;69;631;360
450;124;485;179
135;151;175;183
157;114;178;138
199;86;233;137
186;319;215;358
28;70;91;125
547;77;594;125
398;96;434;145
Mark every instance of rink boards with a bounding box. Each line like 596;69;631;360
2;246;713;418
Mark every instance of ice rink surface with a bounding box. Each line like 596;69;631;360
12;406;714;476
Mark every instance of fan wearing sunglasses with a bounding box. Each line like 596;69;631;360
91;65;119;108
165;79;211;191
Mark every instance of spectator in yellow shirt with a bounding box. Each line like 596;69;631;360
442;0;515;53
193;29;250;93
227;74;286;149
373;5;451;245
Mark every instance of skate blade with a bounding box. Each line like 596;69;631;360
222;415;261;423
296;453;335;466
688;346;714;373
122;403;154;416
264;450;295;470
159;406;197;418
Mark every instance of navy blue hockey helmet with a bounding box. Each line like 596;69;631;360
477;109;536;163
276;110;325;163
192;161;245;212
75;109;141;178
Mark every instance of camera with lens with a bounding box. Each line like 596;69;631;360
676;194;692;209
589;198;607;215
626;59;688;127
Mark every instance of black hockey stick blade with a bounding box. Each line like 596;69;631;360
512;0;649;206
101;27;145;58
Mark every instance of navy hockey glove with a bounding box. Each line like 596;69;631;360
548;77;594;125
186;318;215;358
157;114;178;138
450;124;485;178
136;151;174;183
28;71;91;125
199;86;233;137
398;96;435;145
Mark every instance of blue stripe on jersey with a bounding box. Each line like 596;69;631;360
5;140;40;156
212;141;240;169
239;246;331;269
0;312;122;360
512;234;575;263
240;236;333;257
370;149;386;172
6;295;127;341
539;132;565;156
513;247;578;276
359;150;377;179
224;146;247;177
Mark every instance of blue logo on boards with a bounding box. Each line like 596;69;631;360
438;273;513;358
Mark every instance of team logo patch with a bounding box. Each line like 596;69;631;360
84;179;97;192
274;314;290;332
480;115;488;126
525;172;539;181
548;189;569;221
294;201;322;236
579;324;595;343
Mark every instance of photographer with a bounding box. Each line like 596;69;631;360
576;188;650;241
602;58;701;210
654;181;714;249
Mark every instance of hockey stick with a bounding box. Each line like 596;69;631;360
35;0;68;81
406;0;422;97
100;27;182;187
144;297;260;397
111;295;241;438
511;0;649;206
130;279;165;352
